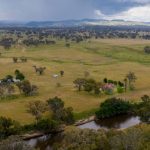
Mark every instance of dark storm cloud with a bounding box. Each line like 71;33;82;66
0;0;149;21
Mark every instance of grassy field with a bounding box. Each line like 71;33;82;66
0;39;150;124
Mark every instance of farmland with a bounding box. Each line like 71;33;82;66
0;38;150;124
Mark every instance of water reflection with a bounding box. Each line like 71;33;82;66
79;115;141;130
26;115;141;150
26;134;62;150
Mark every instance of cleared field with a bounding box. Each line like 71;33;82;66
0;39;150;124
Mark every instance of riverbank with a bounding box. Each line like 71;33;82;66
74;116;95;126
22;126;65;140
22;115;95;140
22;114;141;140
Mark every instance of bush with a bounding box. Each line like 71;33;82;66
102;83;114;95
144;46;150;54
117;86;124;93
0;117;21;139
0;84;15;99
95;97;132;119
15;70;25;81
35;119;59;132
83;79;95;92
0;136;33;150
103;78;108;83
136;95;150;123
16;80;38;96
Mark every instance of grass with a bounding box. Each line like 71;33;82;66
0;38;150;124
74;108;99;121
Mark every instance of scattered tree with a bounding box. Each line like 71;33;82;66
15;70;25;81
20;57;27;63
33;66;46;75
73;78;86;91
13;57;18;63
144;46;150;54
126;72;137;90
0;117;21;139
60;70;64;77
47;97;74;124
27;101;47;122
16;80;38;96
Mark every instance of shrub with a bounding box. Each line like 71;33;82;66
102;83;115;95
136;95;150;123
0;84;15;99
117;86;124;93
144;46;150;54
16;80;38;96
118;81;124;87
103;78;108;83
0;117;21;139
35;119;59;132
0;136;33;150
13;57;18;63
95;97;132;119
15;70;25;81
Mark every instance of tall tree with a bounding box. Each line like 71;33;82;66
126;72;137;90
27;101;47;122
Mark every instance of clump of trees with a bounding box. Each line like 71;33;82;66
23;39;56;46
0;71;38;99
0;117;21;140
103;78;124;93
16;80;38;96
0;75;15;99
47;97;75;125
95;97;132;119
0;38;15;49
0;84;15;99
26;97;74;133
13;57;28;63
20;57;28;63
35;118;60;133
73;72;137;97
0;97;74;140
73;78;101;95
27;101;47;122
136;95;150;123
0;136;33;150
53;124;150;150
13;57;18;63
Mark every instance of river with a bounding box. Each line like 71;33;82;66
26;114;141;150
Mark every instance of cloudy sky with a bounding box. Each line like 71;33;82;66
0;0;150;22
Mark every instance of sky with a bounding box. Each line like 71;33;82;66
0;0;150;22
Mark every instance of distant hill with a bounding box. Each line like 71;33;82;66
0;19;150;27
